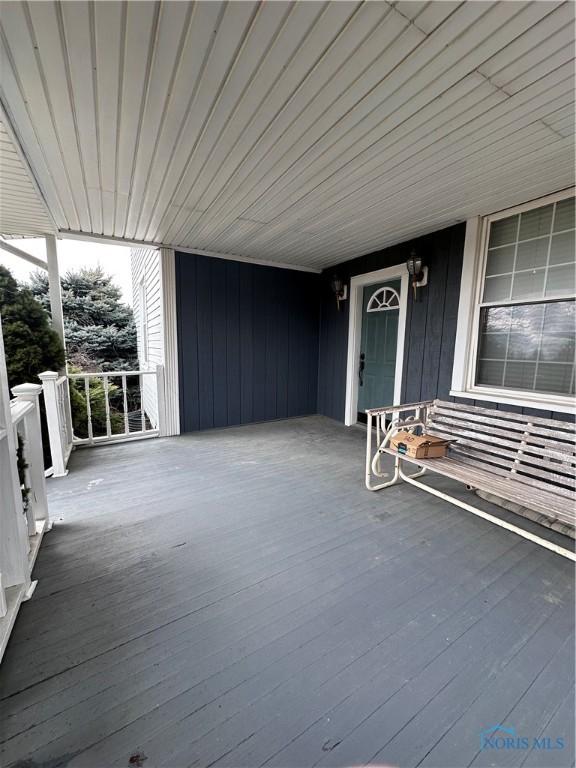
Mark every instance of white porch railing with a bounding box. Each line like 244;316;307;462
1;379;50;660
10;384;50;537
40;365;166;476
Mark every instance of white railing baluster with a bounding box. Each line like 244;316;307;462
140;373;146;433
103;375;112;438
84;376;94;445
122;374;129;434
57;383;67;450
63;379;73;446
156;364;166;437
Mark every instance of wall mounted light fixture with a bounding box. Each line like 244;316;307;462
406;250;428;301
330;275;348;311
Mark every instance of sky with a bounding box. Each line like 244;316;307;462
0;238;134;305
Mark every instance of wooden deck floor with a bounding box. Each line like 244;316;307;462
0;416;574;768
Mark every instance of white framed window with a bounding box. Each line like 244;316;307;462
451;188;575;413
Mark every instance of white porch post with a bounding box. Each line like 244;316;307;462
45;234;65;348
10;383;49;528
159;248;180;436
39;371;68;477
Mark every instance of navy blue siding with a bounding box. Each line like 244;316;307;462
176;226;567;432
176;253;320;432
317;225;466;421
317;224;567;422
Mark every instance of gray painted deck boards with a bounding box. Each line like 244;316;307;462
0;416;573;768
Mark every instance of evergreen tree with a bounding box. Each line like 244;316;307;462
29;266;137;371
0;266;64;389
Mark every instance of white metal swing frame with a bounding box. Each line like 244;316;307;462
365;401;576;562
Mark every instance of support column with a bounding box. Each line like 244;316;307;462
45;234;65;348
159;248;180;436
38;371;68;477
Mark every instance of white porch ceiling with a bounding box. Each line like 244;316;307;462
0;1;574;269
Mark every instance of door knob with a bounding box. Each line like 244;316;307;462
359;352;365;386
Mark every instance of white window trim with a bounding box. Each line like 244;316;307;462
451;187;575;414
345;264;409;426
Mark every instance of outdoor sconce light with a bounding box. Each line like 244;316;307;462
406;250;428;301
330;274;348;311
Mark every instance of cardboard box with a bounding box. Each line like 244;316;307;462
390;430;450;459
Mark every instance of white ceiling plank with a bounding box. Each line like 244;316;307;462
25;0;92;231
186;1;531;241
478;3;573;80
123;0;193;240
114;0;160;238
0;0;573;268
297;165;574;266
210;158;573;267
264;28;572;228
214;4;560;240
141;0;261;242
155;1;336;245
392;1;430;22
161;3;378;243
266;132;573;259
174;1;386;244
59;1;102;235
411;1;462;34
153;0;299;244
260;133;573;252
164;1;366;245
130;1;225;242
241;74;501;228
221;129;569;259
498;43;574;95
272;141;573;262
239;71;574;249
93;0;124;237
184;4;423;243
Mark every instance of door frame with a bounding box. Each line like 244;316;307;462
344;264;409;426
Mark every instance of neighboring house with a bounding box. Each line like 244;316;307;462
133;189;574;435
131;248;163;429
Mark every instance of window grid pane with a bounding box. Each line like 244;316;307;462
482;198;576;305
476;300;575;396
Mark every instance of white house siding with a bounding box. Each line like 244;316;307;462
131;248;163;428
